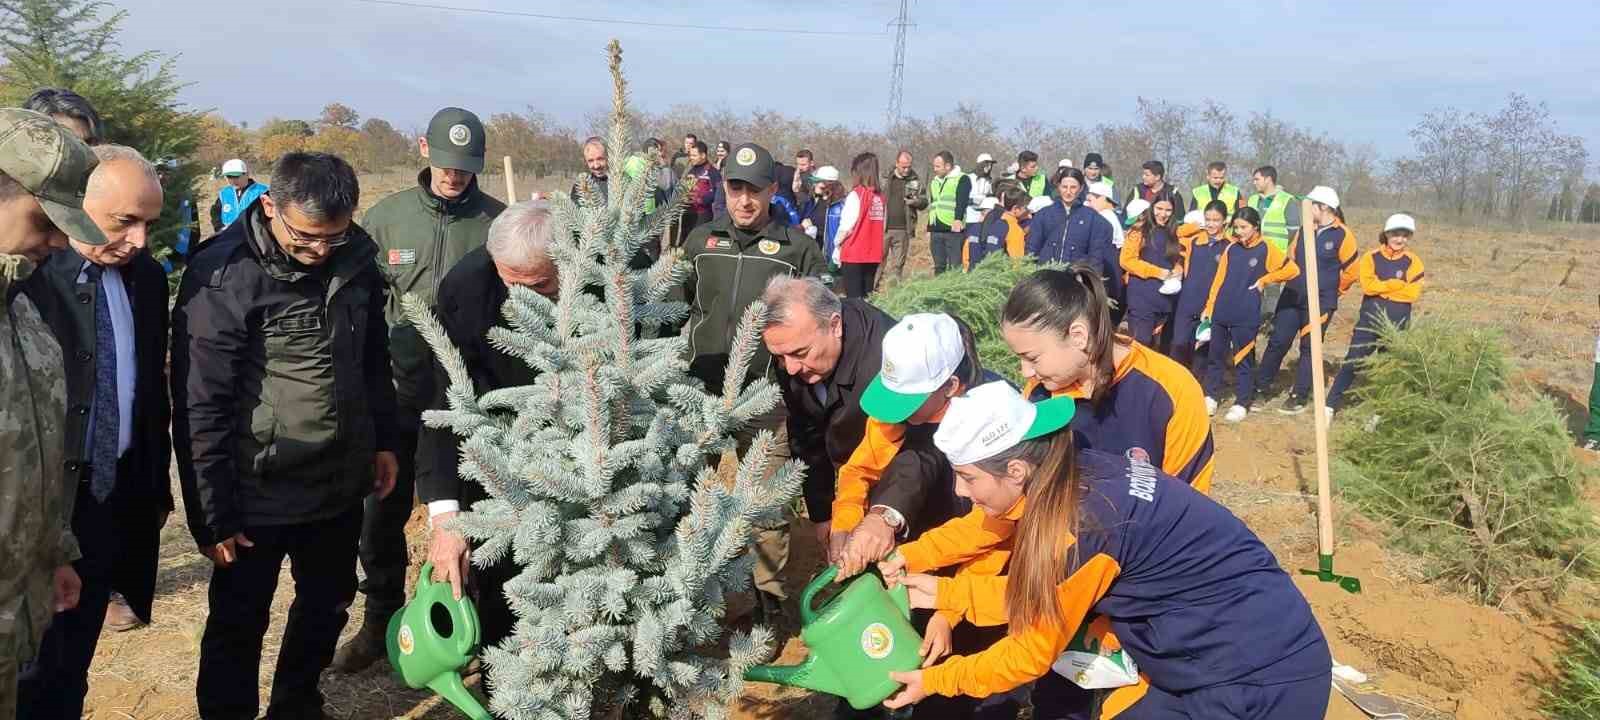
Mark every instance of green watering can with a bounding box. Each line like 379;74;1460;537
386;562;492;720
744;565;923;710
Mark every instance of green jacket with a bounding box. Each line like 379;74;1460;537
363;169;506;409
171;207;398;545
0;254;77;663
682;215;825;395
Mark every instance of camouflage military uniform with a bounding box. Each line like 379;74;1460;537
0;253;76;719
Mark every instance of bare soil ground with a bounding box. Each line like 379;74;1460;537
96;177;1600;718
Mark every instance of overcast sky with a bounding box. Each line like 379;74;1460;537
114;0;1600;164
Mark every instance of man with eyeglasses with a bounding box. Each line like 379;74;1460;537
333;106;503;673
170;151;398;720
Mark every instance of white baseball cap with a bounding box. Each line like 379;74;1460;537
976;152;995;164
221;158;247;177
1086;181;1116;203
1005;161;1019;176
861;313;965;423
979;196;999;210
1027;196;1054;213
933;382;1076;466
1183;209;1205;226
1058;158;1074;168
1383;213;1416;233
1306;185;1340;208
812;165;840;182
1125;198;1151;219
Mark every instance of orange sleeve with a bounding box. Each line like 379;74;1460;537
1384;252;1425;304
1152;359;1214;495
962;237;971;271
923;554;1122;698
898;506;1015;573
1201;245;1230;319
1177;224;1205;274
1336;226;1360;292
937;573;1012;628
1006;218;1026;258
831;418;907;533
1120;228;1166;280
1355;251;1387;296
1259;241;1299;287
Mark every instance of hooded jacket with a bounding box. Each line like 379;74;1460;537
0;253;77;663
171;205;398;547
364;169;506;410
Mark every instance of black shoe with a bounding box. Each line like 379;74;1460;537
329;617;388;673
1276;394;1308;415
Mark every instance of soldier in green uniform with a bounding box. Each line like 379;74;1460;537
332;107;506;672
0;107;108;720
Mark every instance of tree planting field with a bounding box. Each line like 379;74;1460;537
84;173;1600;720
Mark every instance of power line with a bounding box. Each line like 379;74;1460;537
351;0;886;37
885;0;912;130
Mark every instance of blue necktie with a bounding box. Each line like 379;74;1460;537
89;265;118;502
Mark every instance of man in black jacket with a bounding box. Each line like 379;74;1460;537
759;276;900;557
415;201;557;646
16;145;172;720
171;152;398;720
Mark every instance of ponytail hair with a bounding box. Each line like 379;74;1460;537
949;313;985;388
975;429;1081;631
1001;266;1116;405
1234;205;1262;230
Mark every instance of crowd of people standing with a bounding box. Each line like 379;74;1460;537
0;84;1432;720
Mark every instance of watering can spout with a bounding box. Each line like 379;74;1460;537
428;671;493;720
744;654;845;696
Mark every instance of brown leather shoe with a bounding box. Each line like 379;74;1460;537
104;593;145;632
329;618;388;673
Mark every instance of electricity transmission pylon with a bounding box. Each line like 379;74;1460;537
886;0;911;131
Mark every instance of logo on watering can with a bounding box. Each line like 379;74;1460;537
397;625;416;655
860;622;894;660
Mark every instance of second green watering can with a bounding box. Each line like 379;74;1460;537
744;565;923;710
386;562;492;720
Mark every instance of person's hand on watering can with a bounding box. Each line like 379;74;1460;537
896;573;939;609
877;552;908;586
373;450;398;499
882;669;928;709
835;513;896;579
429;512;473;600
919;613;953;668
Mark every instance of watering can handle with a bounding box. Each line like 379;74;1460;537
418;561;436;592
799;565;840;626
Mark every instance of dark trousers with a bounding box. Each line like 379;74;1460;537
1032;670;1329;719
930;231;963;274
1126;309;1171;353
1326;310;1406;409
915;622;1024;719
196;506;361;720
1205;322;1259;408
1254;300;1333;400
17;483;117;719
842;263;879;299
357;407;418;622
1168;312;1209;380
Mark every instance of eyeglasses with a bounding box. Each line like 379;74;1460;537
277;214;349;249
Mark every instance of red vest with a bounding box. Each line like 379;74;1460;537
840;186;887;264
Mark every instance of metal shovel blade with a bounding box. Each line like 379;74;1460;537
1333;677;1410;719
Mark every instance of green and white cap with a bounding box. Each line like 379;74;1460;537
860;313;964;424
424;107;486;174
933;381;1075;466
0;108;106;246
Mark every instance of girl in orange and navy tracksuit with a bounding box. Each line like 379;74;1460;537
1325;213;1425;412
1201;206;1299;418
1254;188;1357;412
883;381;1332;719
1014;266;1216;494
1169;202;1232;374
1119;196;1191;354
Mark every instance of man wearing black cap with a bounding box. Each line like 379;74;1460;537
331;107;506;672
682;142;825;623
1083;152;1115;196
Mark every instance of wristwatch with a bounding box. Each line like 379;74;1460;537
867;505;906;533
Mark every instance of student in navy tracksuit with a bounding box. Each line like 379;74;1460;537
1118;195;1187;353
883;382;1332;719
1325;213;1425;416
1201;207;1298;423
1255;186;1357;414
1028;168;1115;267
1169;202;1230;375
